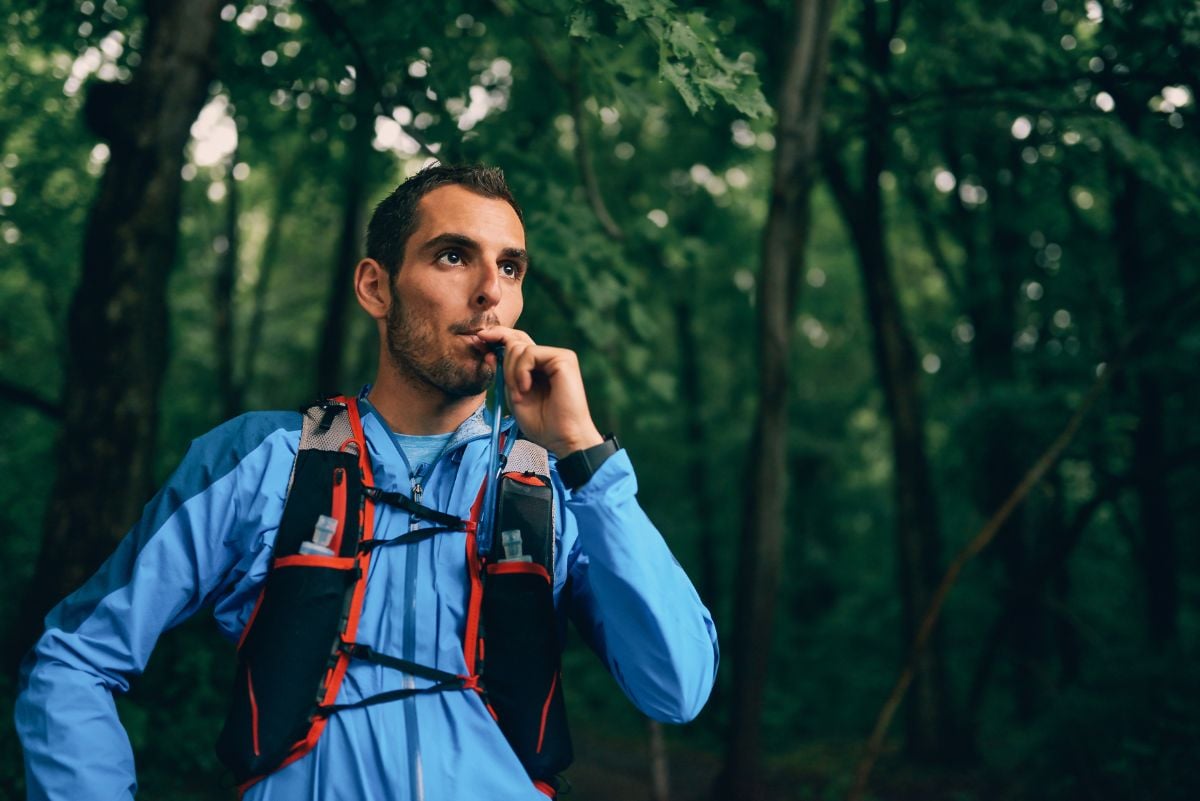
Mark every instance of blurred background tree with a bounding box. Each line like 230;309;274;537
1;1;1197;799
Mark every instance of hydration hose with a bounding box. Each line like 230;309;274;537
481;345;505;551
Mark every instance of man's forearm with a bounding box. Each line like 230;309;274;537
17;651;138;801
564;450;719;723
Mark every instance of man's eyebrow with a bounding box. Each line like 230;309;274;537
500;247;529;266
419;232;481;254
420;232;529;266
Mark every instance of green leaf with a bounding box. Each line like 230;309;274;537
568;7;596;39
660;58;701;113
611;0;667;22
599;0;770;117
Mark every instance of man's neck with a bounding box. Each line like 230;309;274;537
367;365;485;435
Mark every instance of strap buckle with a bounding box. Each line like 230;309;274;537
362;485;468;530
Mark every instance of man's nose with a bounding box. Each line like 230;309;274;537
471;262;502;310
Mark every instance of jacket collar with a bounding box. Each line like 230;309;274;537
354;385;514;488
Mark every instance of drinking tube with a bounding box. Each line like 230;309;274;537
481;345;505;551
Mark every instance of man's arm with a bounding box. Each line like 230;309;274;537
14;413;297;801
475;325;718;721
558;450;719;723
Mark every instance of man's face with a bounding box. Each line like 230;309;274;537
384;184;527;398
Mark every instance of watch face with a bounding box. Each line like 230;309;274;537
561;437;618;489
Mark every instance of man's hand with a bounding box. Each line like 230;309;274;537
475;327;604;459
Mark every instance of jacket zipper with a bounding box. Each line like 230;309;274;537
396;418;516;511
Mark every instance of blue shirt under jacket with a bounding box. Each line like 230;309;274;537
15;399;719;801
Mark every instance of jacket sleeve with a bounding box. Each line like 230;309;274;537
13;414;295;801
559;449;719;723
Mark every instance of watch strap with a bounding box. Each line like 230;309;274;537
557;434;620;490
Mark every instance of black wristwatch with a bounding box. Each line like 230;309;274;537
557;434;621;490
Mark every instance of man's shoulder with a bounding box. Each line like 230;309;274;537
205;409;304;446
181;410;304;477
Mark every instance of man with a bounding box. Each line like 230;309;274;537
16;165;718;800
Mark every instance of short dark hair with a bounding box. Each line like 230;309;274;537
366;164;524;278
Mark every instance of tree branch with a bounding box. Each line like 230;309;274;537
886;70;1186;112
0;377;63;420
897;168;964;304
567;48;625;242
823;68;1186;136
819;142;864;241
848;358;1115;801
964;438;1200;724
847;284;1200;801
301;0;440;160
888;75;1085;108
887;0;905;45
489;0;624;242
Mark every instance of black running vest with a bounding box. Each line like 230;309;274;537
215;397;572;796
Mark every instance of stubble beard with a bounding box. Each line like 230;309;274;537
385;296;496;399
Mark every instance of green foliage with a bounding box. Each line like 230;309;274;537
1002;656;1200;801
570;0;770;117
3;0;1200;798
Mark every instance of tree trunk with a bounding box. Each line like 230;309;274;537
856;176;951;760
315;102;373;396
13;0;222;666
822;0;953;760
215;147;240;421
673;295;725;723
647;718;670;801
943;127;1048;724
674;301;719;612
1112;165;1178;648
722;1;837;797
239;162;299;408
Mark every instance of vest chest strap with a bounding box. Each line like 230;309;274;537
362;484;468;528
337;641;469;686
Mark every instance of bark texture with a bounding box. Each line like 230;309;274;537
1108;13;1180;649
722;1;837;796
239;163;299;408
215;147;240;421
942;128;1051;726
315;101;373;396
1113;163;1178;648
15;0;223;665
822;0;954;760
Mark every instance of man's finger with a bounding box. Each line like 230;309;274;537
503;341;530;400
512;343;541;396
475;326;535;349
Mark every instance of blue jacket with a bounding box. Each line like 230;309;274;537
15;399;719;800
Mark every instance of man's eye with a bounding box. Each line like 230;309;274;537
437;250;463;266
500;263;522;278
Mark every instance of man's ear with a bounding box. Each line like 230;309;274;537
354;258;391;320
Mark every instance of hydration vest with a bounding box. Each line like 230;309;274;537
215;396;572;796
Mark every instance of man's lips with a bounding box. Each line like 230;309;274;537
453;320;501;355
457;331;490;354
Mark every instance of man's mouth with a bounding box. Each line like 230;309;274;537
457;329;489;354
452;318;500;355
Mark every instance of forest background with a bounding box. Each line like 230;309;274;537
1;1;1197;799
